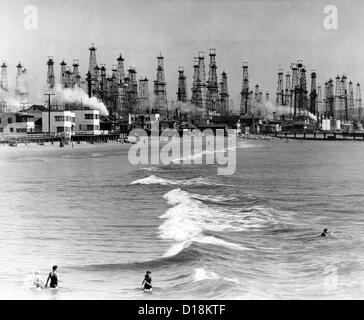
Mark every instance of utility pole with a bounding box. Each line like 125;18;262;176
44;93;55;135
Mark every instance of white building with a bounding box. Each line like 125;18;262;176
0;112;35;136
41;110;75;138
74;110;100;135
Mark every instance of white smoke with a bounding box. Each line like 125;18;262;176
173;101;199;114
252;99;317;121
54;83;109;116
0;67;31;112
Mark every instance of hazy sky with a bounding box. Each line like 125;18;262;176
1;0;364;109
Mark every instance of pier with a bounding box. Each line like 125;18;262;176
271;131;364;141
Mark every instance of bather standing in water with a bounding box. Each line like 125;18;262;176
142;271;152;291
45;265;58;288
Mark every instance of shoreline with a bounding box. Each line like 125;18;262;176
0;140;132;155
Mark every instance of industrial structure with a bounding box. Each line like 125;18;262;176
240;62;252;115
2;42;364;141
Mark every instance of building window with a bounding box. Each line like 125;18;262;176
55;116;65;122
0;128;3;133
16;128;27;133
87;125;94;131
57;127;64;133
8;118;13;124
85;114;95;120
10;127;14;132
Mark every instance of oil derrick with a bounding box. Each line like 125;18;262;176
206;49;219;113
128;67;139;113
88;43;98;79
71;59;81;88
240;62;251;115
177;67;187;103
60;60;67;87
111;65;118;85
107;64;119;115
153;53;168;114
356;83;363;121
317;84;323;114
341;76;348;121
64;66;73;88
120;74;130;116
1;61;8;92
15;62;23;98
334;75;342;120
116;54;125;85
298;66;308;114
86;71;92;97
323;82;329;116
100;64;108;95
191;58;200;108
326;79;335;118
219;71;229;115
92;65;101;95
309;70;317;114
139;77;151;113
348;81;355;121
196;52;207;111
291;63;299;116
47;56;55;89
254;84;260;102
285;72;291;111
276;68;284;106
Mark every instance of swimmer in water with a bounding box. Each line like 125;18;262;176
321;229;328;237
33;271;45;289
142;271;152;292
45;265;58;288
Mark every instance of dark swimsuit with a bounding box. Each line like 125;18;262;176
143;275;152;290
49;272;58;288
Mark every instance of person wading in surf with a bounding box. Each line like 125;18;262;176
33;271;45;289
142;271;152;291
45;265;58;288
321;229;328;237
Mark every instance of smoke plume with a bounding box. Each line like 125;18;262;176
54;84;109;116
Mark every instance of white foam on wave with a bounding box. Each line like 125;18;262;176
159;188;279;257
172;145;237;164
131;175;221;187
193;268;239;284
141;167;160;172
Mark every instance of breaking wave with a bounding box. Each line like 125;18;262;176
159;188;286;257
131;175;222;186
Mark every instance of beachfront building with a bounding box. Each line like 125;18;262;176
0;112;35;136
73;110;101;135
41;110;75;138
24;105;48;133
128;113;160;130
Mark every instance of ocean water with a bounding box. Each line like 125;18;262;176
0;139;364;300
